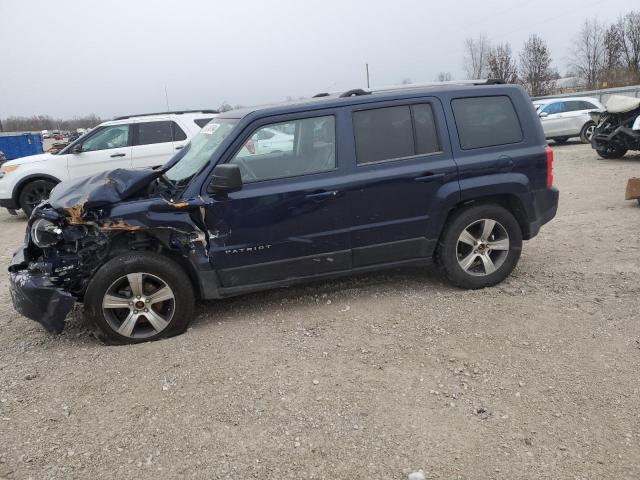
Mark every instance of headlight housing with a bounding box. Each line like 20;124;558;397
31;218;63;247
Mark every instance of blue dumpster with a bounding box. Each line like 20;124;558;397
0;133;44;160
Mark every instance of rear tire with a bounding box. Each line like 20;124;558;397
436;204;522;289
580;122;596;143
19;179;56;216
84;252;195;344
552;137;569;144
595;146;628;159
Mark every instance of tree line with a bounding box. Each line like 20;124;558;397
460;10;640;96
0;114;103;133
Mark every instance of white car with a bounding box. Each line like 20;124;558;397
533;96;604;144
0;110;217;215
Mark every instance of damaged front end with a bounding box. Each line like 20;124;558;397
8;168;213;334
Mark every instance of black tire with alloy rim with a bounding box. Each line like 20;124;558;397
436;204;522;289
19;179;56;216
84;252;194;344
580;122;596;144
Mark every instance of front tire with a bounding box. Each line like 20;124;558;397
84;252;195;344
580;122;596;144
19;179;56;216
436;204;522;289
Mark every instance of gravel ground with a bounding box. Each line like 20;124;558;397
0;142;639;480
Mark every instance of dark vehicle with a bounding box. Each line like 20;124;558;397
590;95;640;159
9;81;558;344
0;150;5;165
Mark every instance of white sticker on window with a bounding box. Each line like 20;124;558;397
202;123;221;135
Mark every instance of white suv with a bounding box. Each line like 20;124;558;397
533;96;604;144
0;110;217;215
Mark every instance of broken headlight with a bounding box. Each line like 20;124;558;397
31;218;63;247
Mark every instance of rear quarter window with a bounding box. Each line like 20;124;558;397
452;96;523;150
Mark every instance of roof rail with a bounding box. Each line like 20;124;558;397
114;109;219;121
366;78;505;94
312;92;331;98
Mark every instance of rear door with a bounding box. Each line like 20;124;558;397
67;124;132;178
131;120;185;169
346;98;458;266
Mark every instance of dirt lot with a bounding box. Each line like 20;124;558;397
0;142;639;480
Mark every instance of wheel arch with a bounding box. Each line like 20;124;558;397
13;173;61;204
90;229;206;301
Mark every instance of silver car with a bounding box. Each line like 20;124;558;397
533;96;604;144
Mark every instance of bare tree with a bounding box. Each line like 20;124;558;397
570;19;606;89
436;72;452;82
486;43;518;83
218;102;233;112
1;114;103;132
603;23;624;76
519;34;556;96
618;11;640;78
463;34;490;79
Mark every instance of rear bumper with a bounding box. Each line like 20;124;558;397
8;248;74;333
525;187;559;239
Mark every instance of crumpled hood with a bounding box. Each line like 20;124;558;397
48;168;162;212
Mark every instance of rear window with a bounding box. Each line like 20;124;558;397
194;118;214;128
353;104;440;164
135;121;186;145
452;96;523;150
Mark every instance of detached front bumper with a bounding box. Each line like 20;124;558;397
9;248;75;334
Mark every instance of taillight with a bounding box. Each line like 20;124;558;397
245;138;255;154
545;145;554;187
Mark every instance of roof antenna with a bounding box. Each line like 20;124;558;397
164;85;171;112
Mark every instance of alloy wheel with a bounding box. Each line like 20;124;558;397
456;218;510;276
102;272;175;339
585;124;595;141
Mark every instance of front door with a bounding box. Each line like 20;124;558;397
67;124;132;178
346;100;458;266
203;112;351;288
539;101;569;137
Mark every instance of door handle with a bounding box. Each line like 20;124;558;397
305;190;339;200
414;172;445;183
110;153;126;158
175;146;184;150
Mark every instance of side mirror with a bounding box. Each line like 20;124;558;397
72;144;83;153
539;111;549;118
209;164;242;193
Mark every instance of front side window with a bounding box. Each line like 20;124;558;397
165;118;238;186
541;101;566;115
229;115;335;182
452;96;523;150
136;121;186;146
81;125;129;152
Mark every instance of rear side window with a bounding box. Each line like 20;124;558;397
135;121;186;145
452;96;523;150
353;104;440;164
194;118;214;128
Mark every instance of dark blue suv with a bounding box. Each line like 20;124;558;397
9;82;558;344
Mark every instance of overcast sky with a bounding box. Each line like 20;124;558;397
0;0;637;118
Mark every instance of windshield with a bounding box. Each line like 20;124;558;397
165;118;238;185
